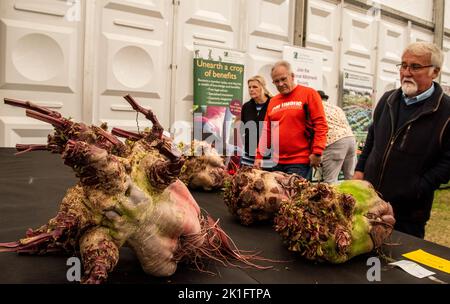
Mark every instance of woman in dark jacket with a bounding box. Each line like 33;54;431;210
239;75;273;167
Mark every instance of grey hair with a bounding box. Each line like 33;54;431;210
271;60;293;74
403;42;444;68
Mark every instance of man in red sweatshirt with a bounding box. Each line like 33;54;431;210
255;60;328;178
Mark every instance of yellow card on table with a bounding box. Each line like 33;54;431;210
402;249;450;274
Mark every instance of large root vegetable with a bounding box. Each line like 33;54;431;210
224;166;307;225
177;140;227;191
0;96;268;283
111;133;228;191
225;168;395;262
274;180;395;263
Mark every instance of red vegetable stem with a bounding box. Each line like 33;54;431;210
4;98;61;118
15;144;49;155
26;110;68;129
111;127;143;141
123;95;163;130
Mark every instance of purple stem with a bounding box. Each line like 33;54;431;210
15;144;49;155
4;98;62;118
0;232;54;253
123;95;163;131
91;126;124;146
26;110;70;129
111;127;143;141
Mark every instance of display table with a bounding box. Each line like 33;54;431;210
0;148;449;284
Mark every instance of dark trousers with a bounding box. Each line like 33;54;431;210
394;220;426;239
268;163;312;180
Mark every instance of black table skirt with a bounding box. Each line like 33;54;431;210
0;148;449;284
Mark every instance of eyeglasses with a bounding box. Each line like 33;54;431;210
396;63;434;72
272;77;289;85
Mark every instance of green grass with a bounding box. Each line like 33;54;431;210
425;188;450;248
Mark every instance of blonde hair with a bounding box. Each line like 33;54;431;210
247;75;273;97
403;42;444;68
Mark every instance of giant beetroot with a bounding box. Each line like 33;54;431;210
0;96;267;283
111;133;228;191
225;167;395;263
224;166;306;225
177;140;228;191
274;179;395;263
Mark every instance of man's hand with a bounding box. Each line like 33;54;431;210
352;171;364;180
254;159;262;169
309;154;322;168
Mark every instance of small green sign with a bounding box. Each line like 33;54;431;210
193;58;244;107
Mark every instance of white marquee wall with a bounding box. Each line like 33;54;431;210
0;0;448;147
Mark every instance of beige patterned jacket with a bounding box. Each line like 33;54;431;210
323;102;355;146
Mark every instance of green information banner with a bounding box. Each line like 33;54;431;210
193;58;244;107
192;44;245;155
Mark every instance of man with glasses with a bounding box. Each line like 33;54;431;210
255;60;328;178
353;42;450;238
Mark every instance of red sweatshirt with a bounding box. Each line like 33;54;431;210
256;85;328;164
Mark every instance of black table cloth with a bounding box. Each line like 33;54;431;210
0;148;449;284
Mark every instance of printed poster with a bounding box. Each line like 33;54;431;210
283;46;323;90
193;43;245;155
342;70;374;152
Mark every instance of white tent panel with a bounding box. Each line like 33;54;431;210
377;0;433;22
374;16;408;103
172;0;240;128
0;0;84;147
244;0;294;100
305;0;341;105
92;0;173;132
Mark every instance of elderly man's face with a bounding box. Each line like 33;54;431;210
271;66;296;95
400;51;440;97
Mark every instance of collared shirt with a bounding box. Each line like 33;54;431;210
403;83;435;106
255;104;263;115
